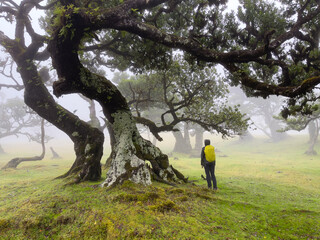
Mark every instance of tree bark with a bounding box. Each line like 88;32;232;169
268;120;288;142
2;119;46;169
22;60;104;182
88;100;101;129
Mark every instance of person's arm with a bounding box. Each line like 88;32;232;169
201;147;205;167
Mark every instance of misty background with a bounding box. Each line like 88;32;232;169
0;0;310;160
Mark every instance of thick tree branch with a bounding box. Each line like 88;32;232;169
223;63;320;98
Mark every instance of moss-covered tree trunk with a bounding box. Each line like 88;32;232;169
47;15;187;186
101;110;183;187
0;32;104;182
50;66;186;186
21;60;104;182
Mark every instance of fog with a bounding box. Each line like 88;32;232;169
0;0;315;164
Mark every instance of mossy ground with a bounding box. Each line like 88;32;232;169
0;135;319;239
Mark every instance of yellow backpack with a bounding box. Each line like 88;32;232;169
204;145;215;162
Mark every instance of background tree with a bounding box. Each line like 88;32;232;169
0;98;38;135
0;97;45;153
116;57;248;154
228;87;288;142
2;118;46;169
190;124;206;152
278;103;320;155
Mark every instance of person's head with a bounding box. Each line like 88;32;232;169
204;139;210;146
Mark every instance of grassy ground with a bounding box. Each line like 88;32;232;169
0;135;319;239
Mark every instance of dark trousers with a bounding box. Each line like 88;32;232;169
204;161;217;189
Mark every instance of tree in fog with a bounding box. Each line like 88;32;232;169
1;0;320;186
2;118;47;169
228;87;288;142
278;103;320;155
0;98;44;154
116;57;248;154
0;98;51;169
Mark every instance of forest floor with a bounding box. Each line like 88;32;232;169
0;135;319;239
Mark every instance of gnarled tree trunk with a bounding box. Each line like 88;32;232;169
20;59;104;182
0;32;104;182
47;16;187;186
102;110;187;187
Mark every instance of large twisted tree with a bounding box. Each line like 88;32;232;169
0;1;104;183
1;0;320;186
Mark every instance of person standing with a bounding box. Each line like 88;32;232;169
201;139;217;190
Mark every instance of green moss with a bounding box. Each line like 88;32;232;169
81;212;112;239
194;192;215;200
0;218;11;231
175;196;188;202
168;188;185;194
55;215;74;225
149;200;178;213
113;191;160;203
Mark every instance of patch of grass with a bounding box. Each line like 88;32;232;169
0;135;319;239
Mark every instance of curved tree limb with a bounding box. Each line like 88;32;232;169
2;118;46;169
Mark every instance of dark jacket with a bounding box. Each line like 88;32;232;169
201;146;209;166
